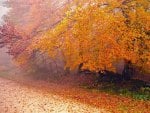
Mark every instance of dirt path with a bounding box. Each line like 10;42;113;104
0;77;107;113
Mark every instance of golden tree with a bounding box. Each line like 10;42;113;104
31;0;150;73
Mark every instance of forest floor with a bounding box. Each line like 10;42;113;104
0;73;149;113
0;77;107;113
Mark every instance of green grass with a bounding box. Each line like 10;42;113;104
100;83;150;100
80;82;150;101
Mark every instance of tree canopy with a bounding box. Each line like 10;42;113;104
31;0;150;73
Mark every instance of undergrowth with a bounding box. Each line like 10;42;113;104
80;80;150;101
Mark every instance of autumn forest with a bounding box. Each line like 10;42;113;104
0;0;150;113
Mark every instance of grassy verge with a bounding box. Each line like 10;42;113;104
80;81;150;101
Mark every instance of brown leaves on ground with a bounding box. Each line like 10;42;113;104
0;77;107;113
4;74;150;113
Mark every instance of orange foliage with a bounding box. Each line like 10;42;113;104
32;0;150;72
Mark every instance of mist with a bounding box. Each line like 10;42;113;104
0;1;149;113
0;0;10;25
0;0;14;74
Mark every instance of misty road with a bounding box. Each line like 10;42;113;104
0;77;106;113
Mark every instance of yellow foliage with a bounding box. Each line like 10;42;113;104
31;0;150;72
